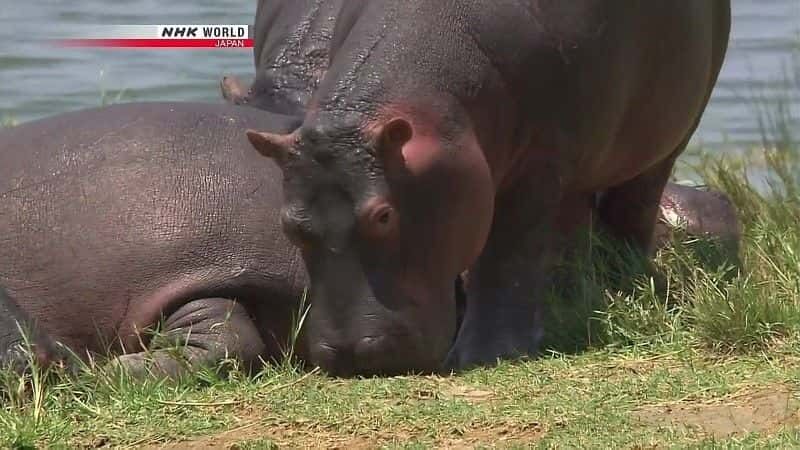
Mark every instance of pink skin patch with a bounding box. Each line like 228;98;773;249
364;105;495;274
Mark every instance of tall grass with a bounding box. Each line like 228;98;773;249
540;147;800;356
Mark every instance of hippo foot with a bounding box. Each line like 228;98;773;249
1;344;37;374
108;348;208;380
444;323;542;372
443;169;556;372
107;297;267;380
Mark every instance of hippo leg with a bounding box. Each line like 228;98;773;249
445;170;561;370
0;286;72;373
111;298;267;379
598;151;682;256
220;75;248;104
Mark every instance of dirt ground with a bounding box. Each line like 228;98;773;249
634;385;800;439
137;384;798;449
140;383;544;449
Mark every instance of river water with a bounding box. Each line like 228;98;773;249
1;1;798;150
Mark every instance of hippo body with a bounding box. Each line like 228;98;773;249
228;0;741;266
243;0;732;375
656;182;741;250
0;102;308;376
221;0;343;115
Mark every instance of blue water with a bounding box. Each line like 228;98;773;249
1;0;798;150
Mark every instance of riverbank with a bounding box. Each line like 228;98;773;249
1;141;799;448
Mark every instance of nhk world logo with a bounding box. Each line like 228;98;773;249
57;25;253;49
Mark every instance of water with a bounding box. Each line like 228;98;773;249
1;1;798;150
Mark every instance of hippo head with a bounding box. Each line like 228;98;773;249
246;112;493;376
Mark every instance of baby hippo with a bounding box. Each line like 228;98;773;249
0;102;309;378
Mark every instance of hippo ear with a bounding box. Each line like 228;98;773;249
246;129;293;163
374;118;413;156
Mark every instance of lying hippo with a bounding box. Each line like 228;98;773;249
0;102;309;377
244;0;732;374
655;182;741;252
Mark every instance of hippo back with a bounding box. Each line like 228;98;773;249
0;102;306;354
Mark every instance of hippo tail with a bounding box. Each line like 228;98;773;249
0;286;75;373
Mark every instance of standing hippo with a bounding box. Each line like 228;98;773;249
0;102;311;378
244;0;732;375
224;1;742;263
223;0;741;257
221;0;344;115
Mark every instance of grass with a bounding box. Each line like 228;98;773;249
2;50;800;447
1;114;17;128
0;145;798;448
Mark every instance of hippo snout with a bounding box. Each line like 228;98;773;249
308;332;447;377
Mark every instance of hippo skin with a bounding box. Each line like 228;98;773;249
242;0;732;375
222;0;742;264
221;0;343;115
0;102;310;377
655;182;741;252
222;0;741;261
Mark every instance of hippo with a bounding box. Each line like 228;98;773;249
0;102;312;378
243;0;732;375
655;182;740;252
223;0;742;263
220;0;343;115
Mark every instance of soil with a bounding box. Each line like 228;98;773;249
634;385;800;438
133;384;799;448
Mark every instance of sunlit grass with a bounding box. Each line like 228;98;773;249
1;145;798;448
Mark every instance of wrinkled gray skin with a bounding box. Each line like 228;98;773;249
0;102;309;378
221;0;344;115
222;0;742;264
243;0;732;375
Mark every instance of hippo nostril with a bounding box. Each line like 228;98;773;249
309;329;445;377
356;335;381;347
310;341;355;377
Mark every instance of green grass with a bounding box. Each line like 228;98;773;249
1;113;17;128
1;145;799;448
3;53;800;445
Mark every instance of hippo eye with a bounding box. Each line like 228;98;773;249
363;203;397;240
371;205;394;227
